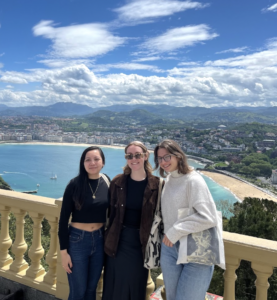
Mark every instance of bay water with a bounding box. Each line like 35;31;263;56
0;144;238;208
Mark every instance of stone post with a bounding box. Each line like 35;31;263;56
223;256;240;300
252;262;273;300
26;212;45;278
9;209;29;273
0;205;13;268
43;215;58;285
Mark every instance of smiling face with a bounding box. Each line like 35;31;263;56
157;148;179;173
125;145;147;173
84;149;104;179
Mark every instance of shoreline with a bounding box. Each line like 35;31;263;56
0;140;126;150
0;140;157;152
200;170;277;202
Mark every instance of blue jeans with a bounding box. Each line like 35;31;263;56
161;241;214;300
67;226;104;300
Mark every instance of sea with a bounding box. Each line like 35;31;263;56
0;144;239;208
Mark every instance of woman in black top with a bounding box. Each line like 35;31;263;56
58;146;109;300
103;141;160;300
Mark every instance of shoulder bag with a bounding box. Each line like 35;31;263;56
144;177;164;269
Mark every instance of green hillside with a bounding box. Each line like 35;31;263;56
0;176;12;190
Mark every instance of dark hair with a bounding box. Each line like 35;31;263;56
73;146;105;210
154;139;192;178
123;141;153;175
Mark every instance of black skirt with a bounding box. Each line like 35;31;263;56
102;226;148;300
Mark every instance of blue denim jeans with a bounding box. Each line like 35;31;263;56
67;226;104;300
161;241;214;300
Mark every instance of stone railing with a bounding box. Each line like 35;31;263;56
0;189;155;300
1;189;277;299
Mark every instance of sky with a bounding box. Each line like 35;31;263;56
0;0;277;108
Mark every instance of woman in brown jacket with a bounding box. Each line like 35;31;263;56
102;141;160;300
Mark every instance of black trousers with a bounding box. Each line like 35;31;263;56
102;227;148;300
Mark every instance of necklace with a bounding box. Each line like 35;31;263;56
88;178;100;199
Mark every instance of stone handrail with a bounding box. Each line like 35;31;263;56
1;189;277;299
157;231;277;300
0;189;155;300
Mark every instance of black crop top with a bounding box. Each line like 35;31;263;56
58;175;109;250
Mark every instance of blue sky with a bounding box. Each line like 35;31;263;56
0;0;277;108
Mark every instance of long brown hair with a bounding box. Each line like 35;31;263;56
154;139;192;178
123;141;153;175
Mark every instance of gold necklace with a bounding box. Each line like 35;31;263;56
88;178;100;199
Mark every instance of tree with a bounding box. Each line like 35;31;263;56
0;175;12;190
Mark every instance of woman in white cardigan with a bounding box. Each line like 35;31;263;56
154;139;219;300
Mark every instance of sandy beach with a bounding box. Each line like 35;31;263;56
0;141;158;152
200;170;277;202
0;141;126;150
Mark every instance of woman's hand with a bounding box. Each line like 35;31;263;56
61;250;73;274
163;235;173;247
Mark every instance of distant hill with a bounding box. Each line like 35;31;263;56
0;102;95;117
85;108;179;125
0;104;8;111
0;102;277;123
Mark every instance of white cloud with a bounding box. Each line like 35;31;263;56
216;46;248;54
262;3;277;12
0;74;28;84
141;25;218;54
37;59;95;68
115;0;208;24
0;53;5;57
33;20;126;59
132;56;161;62
6;85;14;89
178;61;199;66
91;62;163;73
1;38;277;108
0;63;3;69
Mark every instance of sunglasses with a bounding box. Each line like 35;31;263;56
125;153;146;160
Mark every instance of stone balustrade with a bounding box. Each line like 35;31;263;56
1;189;277;300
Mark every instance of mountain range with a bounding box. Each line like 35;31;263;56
1;102;277;124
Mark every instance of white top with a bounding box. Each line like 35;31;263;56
162;169;218;244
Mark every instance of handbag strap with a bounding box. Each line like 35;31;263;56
100;173;110;187
155;177;163;215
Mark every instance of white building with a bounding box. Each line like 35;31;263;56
271;170;277;184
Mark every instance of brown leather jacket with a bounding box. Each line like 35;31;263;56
104;173;160;259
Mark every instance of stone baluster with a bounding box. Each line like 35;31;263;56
9;209;29;273
96;270;104;300
223;256;241;300
252;262;273;300
0;205;13;268
26;212;45;278
43;216;58;285
145;270;155;300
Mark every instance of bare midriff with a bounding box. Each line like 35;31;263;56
70;222;104;232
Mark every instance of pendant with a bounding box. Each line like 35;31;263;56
93;195;96;199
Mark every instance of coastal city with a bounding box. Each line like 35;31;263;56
1;115;277;188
